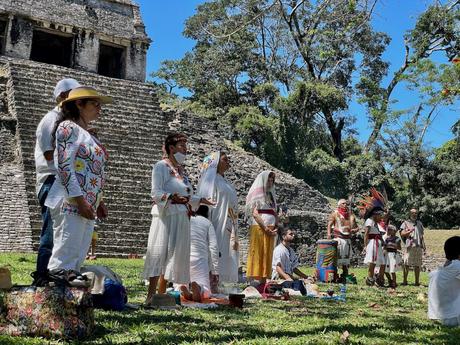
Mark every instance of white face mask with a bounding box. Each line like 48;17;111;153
174;152;186;165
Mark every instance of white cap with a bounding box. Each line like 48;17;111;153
53;78;81;102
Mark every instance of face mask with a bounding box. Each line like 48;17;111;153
174;152;186;165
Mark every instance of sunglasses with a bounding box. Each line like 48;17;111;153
87;99;101;107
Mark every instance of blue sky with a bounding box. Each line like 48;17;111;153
137;0;458;149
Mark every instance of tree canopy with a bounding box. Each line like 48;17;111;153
153;0;460;228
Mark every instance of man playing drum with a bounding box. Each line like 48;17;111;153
327;199;359;282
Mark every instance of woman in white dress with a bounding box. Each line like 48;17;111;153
143;133;213;305
197;151;239;288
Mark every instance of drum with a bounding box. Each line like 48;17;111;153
315;240;338;282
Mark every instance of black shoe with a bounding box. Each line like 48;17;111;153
31;271;50;287
48;268;70;287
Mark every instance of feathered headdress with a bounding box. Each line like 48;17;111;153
357;187;388;219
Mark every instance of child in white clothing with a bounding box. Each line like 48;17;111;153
428;236;460;326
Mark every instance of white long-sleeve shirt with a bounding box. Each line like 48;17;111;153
189;215;219;290
428;259;460;322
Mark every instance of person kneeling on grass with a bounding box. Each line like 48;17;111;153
428;236;460;327
271;226;309;295
178;205;220;302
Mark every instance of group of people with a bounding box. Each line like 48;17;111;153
32;79;458;326
327;199;426;288
32;78;294;301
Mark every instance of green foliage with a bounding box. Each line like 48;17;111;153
303;149;347;198
342;153;387;195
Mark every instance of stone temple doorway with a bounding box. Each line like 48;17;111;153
98;42;125;79
0;18;7;54
30;30;73;67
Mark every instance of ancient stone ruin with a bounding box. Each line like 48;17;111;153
0;0;332;264
0;0;149;81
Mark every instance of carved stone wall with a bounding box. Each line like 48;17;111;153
0;0;150;81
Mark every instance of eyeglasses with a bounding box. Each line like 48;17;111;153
87;99;101;108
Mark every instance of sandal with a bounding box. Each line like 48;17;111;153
365;277;375;286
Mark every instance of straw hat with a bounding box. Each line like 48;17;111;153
59;86;112;107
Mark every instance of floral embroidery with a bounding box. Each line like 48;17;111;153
94;146;103;156
56;121;106;215
76;144;91;160
86;192;97;206
90;160;102;175
76;173;86;187
0;286;94;339
75;160;85;172
89;177;98;188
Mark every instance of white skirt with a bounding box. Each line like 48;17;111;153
143;212;191;284
385;251;401;273
364;239;385;266
335;237;353;266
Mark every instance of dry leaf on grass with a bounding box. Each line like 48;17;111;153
417;292;427;303
368;302;381;309
340;330;350;344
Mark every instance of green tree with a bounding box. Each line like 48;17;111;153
361;1;460;152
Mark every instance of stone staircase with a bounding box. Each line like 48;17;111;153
2;57;168;255
0;62;33;252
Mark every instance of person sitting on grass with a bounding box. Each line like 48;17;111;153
428;236;460;327
178;205;220;302
383;225;402;288
271;226;309;295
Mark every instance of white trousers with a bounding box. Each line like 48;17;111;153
48;210;95;272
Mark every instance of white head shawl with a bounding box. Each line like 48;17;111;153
196;151;220;199
245;170;276;216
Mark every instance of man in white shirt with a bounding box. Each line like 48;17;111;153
428;236;460;327
272;227;308;295
32;78;81;286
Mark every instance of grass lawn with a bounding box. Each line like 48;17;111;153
0;253;459;345
424;229;460;257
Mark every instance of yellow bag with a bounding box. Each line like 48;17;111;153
0;266;12;290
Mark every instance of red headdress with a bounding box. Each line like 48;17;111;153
357;187;388;219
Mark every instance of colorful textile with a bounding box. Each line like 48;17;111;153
0;286;94;339
246;225;275;279
337;207;349;220
45;120;107;213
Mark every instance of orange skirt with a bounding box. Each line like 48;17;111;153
246;225;275;279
